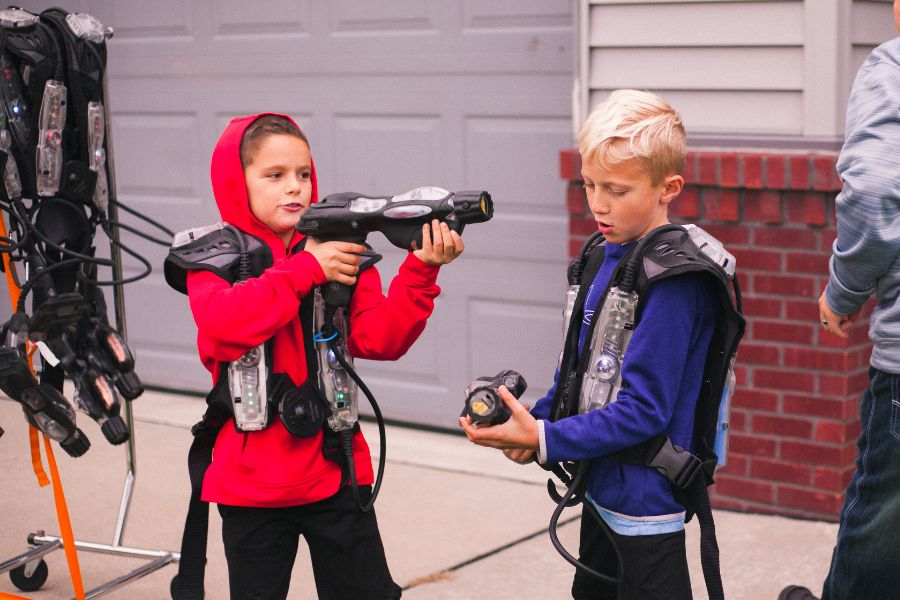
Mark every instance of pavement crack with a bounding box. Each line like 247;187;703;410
401;514;581;591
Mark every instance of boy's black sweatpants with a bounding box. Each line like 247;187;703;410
218;485;402;600
571;504;693;600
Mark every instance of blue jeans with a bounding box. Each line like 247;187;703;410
822;367;900;600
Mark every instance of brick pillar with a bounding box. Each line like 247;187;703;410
560;148;872;521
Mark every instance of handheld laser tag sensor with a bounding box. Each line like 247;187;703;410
462;370;528;426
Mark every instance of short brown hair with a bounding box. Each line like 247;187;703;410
240;115;309;169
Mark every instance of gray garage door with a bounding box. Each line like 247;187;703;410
19;0;574;429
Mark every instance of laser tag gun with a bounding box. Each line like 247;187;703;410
84;317;143;401
0;312;89;456
46;334;129;445
462;370;528;426
296;186;493;250
311;285;359;433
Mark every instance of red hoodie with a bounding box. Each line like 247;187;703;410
187;113;441;507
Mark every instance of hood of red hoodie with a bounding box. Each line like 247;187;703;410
210;113;318;252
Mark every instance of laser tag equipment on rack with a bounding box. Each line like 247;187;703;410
462;370;527;426
541;224;744;600
0;310;89;456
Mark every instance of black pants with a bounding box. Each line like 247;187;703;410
218;485;402;600
571;505;692;600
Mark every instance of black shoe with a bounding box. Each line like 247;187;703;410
778;585;819;600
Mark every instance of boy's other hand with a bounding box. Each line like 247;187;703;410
414;219;464;265
503;448;536;464
305;238;367;285
458;385;539;451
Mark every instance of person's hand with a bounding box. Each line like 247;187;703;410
503;448;536;464
818;291;860;339
413;219;464;265
458;386;539;451
304;239;367;285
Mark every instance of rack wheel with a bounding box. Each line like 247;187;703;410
10;558;49;592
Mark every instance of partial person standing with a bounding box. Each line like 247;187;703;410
780;3;900;599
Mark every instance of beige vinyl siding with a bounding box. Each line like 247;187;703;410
582;0;896;139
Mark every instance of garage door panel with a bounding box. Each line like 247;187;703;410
333;115;442;193
330;0;439;34
212;1;310;36
463;0;572;28
465;116;572;211
84;0;193;37
112;113;202;197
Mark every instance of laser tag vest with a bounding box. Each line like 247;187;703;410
550;224;745;494
164;223;331;438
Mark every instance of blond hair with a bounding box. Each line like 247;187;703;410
578;89;685;184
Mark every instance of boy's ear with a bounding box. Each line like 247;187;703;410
659;174;684;205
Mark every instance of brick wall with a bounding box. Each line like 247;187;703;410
561;148;872;522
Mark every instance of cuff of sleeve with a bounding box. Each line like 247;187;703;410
400;252;441;287
291;250;328;289
826;255;872;315
537;419;548;465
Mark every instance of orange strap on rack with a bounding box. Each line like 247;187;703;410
0;591;32;598
0;212;86;600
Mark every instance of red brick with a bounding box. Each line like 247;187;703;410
732;389;779;411
708;496;750;512
720;152;739;187
812;155;839;192
752;320;814;344
752;414;813;438
753;274;817;297
819;332;851;349
780;440;856;466
570;217;598;236
804;192;827;226
744;190;782;224
569;238;585;259
765;155;788;189
785;251;829;274
742;154;763;189
702;224;749;245
566;183;586;214
812;466;854;491
683;152;699;184
731;247;782;271
731;409;747;432
778;486;844;516
789;155;810;190
719;453;749;476
814;420;861;444
703;188;739;222
818;372;871;397
735;365;749;386
673;185;699;219
698;152;718;186
715;475;775;503
754;227;817;249
819;227;837;253
783;394;856;419
736;343;782;367
783;348;850;371
751;458;812;484
755;369;815;392
730;433;777;457
742;297;783;318
785;299;819;321
560;148;582;181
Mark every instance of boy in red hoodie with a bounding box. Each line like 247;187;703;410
182;113;462;599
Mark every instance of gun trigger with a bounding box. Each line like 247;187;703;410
359;250;382;273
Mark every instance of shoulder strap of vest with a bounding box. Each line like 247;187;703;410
164;223;273;294
548;237;606;422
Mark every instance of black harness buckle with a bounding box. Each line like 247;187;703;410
647;437;703;489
